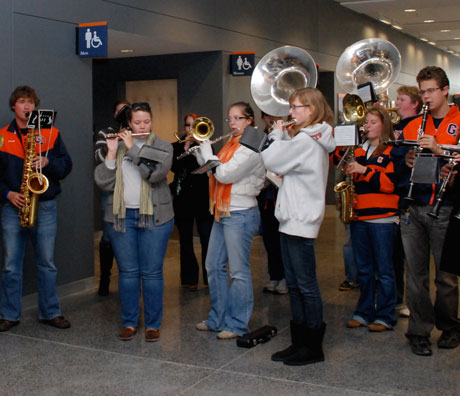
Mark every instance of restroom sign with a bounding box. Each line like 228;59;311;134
77;21;108;58
231;52;255;76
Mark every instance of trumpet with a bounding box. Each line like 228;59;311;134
175;131;188;143
176;130;237;160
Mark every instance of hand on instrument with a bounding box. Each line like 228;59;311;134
117;128;134;150
7;191;25;208
106;135;119;160
419;135;442;154
199;139;213;161
405;150;416;168
31;156;49;170
440;163;457;180
273;120;285;131
184;134;198;151
346;161;366;175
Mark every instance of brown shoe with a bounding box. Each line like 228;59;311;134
0;319;19;332
145;328;160;342
368;323;388;332
346;319;364;328
119;327;137;341
40;316;71;329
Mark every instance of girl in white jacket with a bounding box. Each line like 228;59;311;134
261;88;336;366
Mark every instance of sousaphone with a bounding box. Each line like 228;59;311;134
251;46;318;116
336;38;401;96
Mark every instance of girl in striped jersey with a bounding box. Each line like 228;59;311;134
344;106;399;332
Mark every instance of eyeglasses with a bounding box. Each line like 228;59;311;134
419;87;441;96
289;104;310;110
131;102;151;111
225;116;248;122
184;123;192;127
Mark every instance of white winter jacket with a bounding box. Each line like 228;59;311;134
261;122;336;238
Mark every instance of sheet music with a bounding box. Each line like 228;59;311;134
334;125;357;146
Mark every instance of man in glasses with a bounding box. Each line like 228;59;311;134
399;67;460;356
94;99;130;296
0;86;72;331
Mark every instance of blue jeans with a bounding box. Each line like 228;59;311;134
107;209;173;329
280;233;323;328
205;207;260;335
343;224;358;283
1;201;61;321
350;221;397;328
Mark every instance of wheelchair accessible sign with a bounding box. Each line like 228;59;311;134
77;21;108;58
231;52;255;76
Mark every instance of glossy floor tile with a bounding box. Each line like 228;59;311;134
0;206;459;395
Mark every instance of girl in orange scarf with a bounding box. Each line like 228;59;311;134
194;102;265;339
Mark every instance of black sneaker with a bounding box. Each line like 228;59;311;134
40;316;71;329
338;280;359;291
0;319;19;332
408;335;432;356
437;329;460;349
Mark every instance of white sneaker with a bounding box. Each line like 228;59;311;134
274;279;288;294
196;321;210;331
217;330;237;340
263;280;278;293
399;307;410;317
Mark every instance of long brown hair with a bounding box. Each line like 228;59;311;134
289;88;334;135
365;106;395;156
229;102;255;126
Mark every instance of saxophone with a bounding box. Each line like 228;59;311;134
19;126;49;227
334;147;356;224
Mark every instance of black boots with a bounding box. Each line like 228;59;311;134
98;240;114;296
272;321;326;366
271;321;303;361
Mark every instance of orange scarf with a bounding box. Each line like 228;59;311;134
209;135;241;220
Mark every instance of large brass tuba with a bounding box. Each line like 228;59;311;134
336;38;401;123
251;46;318;116
19;125;49;228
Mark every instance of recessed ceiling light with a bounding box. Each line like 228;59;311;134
120;49;134;53
420;37;429;42
393;25;403;30
454;37;460;40
447;50;454;54
379;18;392;25
441;30;451;33
424;20;435;23
428;41;436;45
404;9;416;13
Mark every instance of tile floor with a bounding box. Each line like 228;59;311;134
0;206;459;395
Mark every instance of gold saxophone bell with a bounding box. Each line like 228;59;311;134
27;173;49;194
190;117;214;141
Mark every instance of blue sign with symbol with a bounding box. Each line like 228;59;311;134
77;22;108;58
231;52;255;76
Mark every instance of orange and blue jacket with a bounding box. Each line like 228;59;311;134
398;105;460;207
332;144;399;220
0;119;72;204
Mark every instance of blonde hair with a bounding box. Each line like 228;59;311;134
289;88;334;134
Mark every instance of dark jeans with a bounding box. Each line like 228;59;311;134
393;225;406;305
259;200;284;281
280;232;323;328
175;212;213;286
351;221;397;328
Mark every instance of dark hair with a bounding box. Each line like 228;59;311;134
229;102;255;126
365;106;395;156
113;99;130;114
397;86;422;113
126;102;152;121
416;67;450;90
9;86;40;110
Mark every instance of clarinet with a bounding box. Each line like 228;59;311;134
405;104;429;202
427;156;456;218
